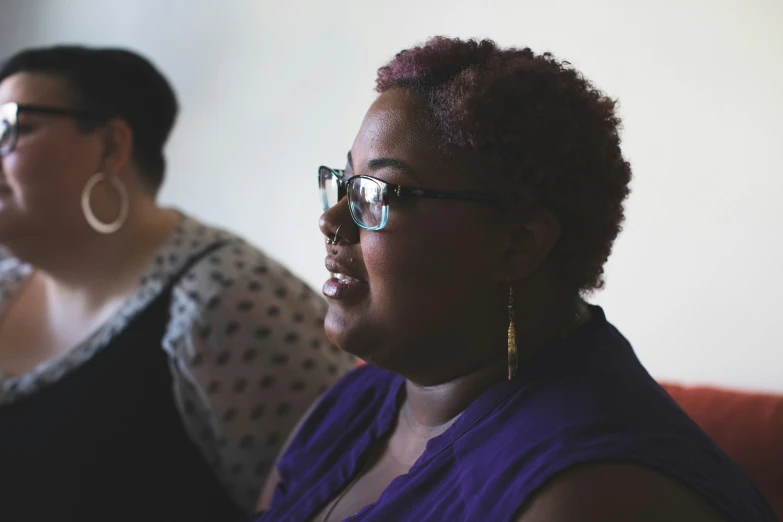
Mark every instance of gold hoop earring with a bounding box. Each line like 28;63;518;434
81;173;129;235
507;284;517;380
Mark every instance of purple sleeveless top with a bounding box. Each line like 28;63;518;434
255;307;777;521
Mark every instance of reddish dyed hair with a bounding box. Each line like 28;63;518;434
376;37;632;293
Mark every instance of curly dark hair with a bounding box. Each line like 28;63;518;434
376;37;632;293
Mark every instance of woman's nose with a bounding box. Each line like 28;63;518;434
319;197;358;245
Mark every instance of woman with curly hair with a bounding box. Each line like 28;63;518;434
254;37;777;522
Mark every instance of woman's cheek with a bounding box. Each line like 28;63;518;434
363;230;436;284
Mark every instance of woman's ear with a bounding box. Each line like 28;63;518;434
98;119;134;178
503;208;562;281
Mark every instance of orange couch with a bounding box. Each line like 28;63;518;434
662;383;783;519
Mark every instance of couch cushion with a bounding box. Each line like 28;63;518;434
662;383;783;519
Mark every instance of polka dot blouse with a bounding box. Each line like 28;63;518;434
0;212;356;513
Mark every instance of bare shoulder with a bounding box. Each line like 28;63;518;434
516;462;730;522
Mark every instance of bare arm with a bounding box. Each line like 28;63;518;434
516;463;729;522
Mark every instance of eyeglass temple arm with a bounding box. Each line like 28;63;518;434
15;104;99;119
394;184;497;203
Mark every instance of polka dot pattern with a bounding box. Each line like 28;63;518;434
0;214;356;515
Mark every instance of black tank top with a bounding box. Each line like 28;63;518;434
0;242;244;522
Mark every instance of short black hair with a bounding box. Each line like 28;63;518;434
0;45;178;192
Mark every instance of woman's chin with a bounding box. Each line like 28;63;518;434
325;308;381;363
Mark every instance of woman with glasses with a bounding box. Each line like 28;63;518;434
0;46;354;522
254;38;777;522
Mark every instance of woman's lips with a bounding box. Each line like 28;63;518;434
323;272;369;300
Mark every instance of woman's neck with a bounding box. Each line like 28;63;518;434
403;291;590;434
403;352;507;430
20;202;180;305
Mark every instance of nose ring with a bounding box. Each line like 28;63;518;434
326;225;342;246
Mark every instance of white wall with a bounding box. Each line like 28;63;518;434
1;0;781;391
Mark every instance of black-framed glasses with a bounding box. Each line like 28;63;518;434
318;165;498;231
0;102;104;156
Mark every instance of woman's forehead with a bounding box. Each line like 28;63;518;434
0;72;70;106
351;91;437;170
350;89;484;189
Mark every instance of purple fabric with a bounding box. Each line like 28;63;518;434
255;307;777;521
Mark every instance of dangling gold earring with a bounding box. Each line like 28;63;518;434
507;283;517;380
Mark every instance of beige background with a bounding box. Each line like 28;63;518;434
1;0;781;390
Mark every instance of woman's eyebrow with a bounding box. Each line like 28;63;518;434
348;152;418;179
